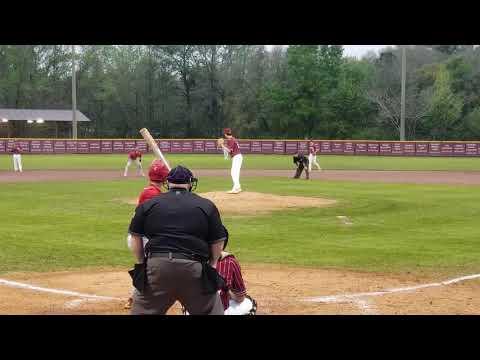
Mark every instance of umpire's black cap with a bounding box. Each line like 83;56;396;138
167;165;195;184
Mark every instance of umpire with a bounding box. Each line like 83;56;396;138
293;152;310;180
128;165;226;315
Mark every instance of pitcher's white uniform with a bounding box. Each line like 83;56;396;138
11;145;23;172
223;128;243;194
308;142;321;171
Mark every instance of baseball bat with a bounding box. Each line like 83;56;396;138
139;128;171;171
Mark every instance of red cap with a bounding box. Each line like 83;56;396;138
223;128;232;136
148;159;169;182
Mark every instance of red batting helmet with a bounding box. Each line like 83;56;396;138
223;128;232;136
148;159;169;182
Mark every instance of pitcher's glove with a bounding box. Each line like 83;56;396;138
217;138;225;149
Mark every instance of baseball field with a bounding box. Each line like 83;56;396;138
2;154;480;314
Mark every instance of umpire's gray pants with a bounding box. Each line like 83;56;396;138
131;257;224;315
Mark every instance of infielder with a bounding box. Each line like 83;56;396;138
218;128;243;194
125;159;169;309
308;141;321;171
11;143;23;173
124;147;144;177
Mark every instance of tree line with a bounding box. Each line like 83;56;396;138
1;45;480;140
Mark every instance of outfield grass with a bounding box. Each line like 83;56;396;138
1;175;480;275
2;154;480;171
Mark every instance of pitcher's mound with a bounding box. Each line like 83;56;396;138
199;191;336;215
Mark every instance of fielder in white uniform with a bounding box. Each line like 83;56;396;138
124;148;144;177
11;143;23;172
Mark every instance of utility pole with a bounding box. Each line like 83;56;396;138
400;45;406;141
72;45;78;139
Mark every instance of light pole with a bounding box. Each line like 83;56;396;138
72;45;78;139
400;45;406;141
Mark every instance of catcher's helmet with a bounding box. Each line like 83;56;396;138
148;159;169;182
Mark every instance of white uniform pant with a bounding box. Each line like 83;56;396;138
185;296;254;315
308;154;321;172
231;154;243;191
124;158;143;176
13;154;22;172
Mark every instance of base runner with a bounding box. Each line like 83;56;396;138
218;128;243;194
308;141;321;172
124;147;144;177
125;159;169;309
11;142;23;173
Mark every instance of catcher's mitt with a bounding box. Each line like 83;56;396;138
217;138;225;148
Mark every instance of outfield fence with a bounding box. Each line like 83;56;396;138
1;138;480;157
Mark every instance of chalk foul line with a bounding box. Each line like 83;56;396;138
302;273;480;305
0;278;123;302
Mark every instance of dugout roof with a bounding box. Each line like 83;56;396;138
0;109;91;122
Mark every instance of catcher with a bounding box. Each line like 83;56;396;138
182;230;257;315
293;152;310;180
125;158;170;309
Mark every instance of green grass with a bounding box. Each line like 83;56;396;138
1;175;480;275
2;154;480;171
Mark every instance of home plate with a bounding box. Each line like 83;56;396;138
337;216;353;225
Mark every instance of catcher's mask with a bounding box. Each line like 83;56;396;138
166;165;198;192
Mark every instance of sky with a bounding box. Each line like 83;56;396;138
265;45;392;58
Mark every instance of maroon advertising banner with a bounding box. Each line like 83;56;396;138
344;142;355;154
466;143;478;156
261;141;274;154
320;141;332;153
135;140;147;153
298;141;308;153
379;143;392;154
101;141;113;153
251;141;262;153
239;140;251;153
392;143;403;155
440;143;454;155
355;142;367;154
415;143;429;156
113;140;124;153
66;140;77;153
193;140;205;153
453;143;466;156
403;143;416;155
124;141;136;152
367;143;379;155
169;140;181;153
76;140;89;153
182;140;194;153
273;141;285;154
204;140;217;153
89;140;101;153
30;140;42;153
158;140;170;153
54;140;66;153
16;140;30;152
285;141;298;154
0;139;5;153
331;142;344;154
42;140;54;153
429;142;441;156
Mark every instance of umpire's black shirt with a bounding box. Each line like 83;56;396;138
129;188;227;260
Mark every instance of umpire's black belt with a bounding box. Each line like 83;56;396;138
148;252;202;261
